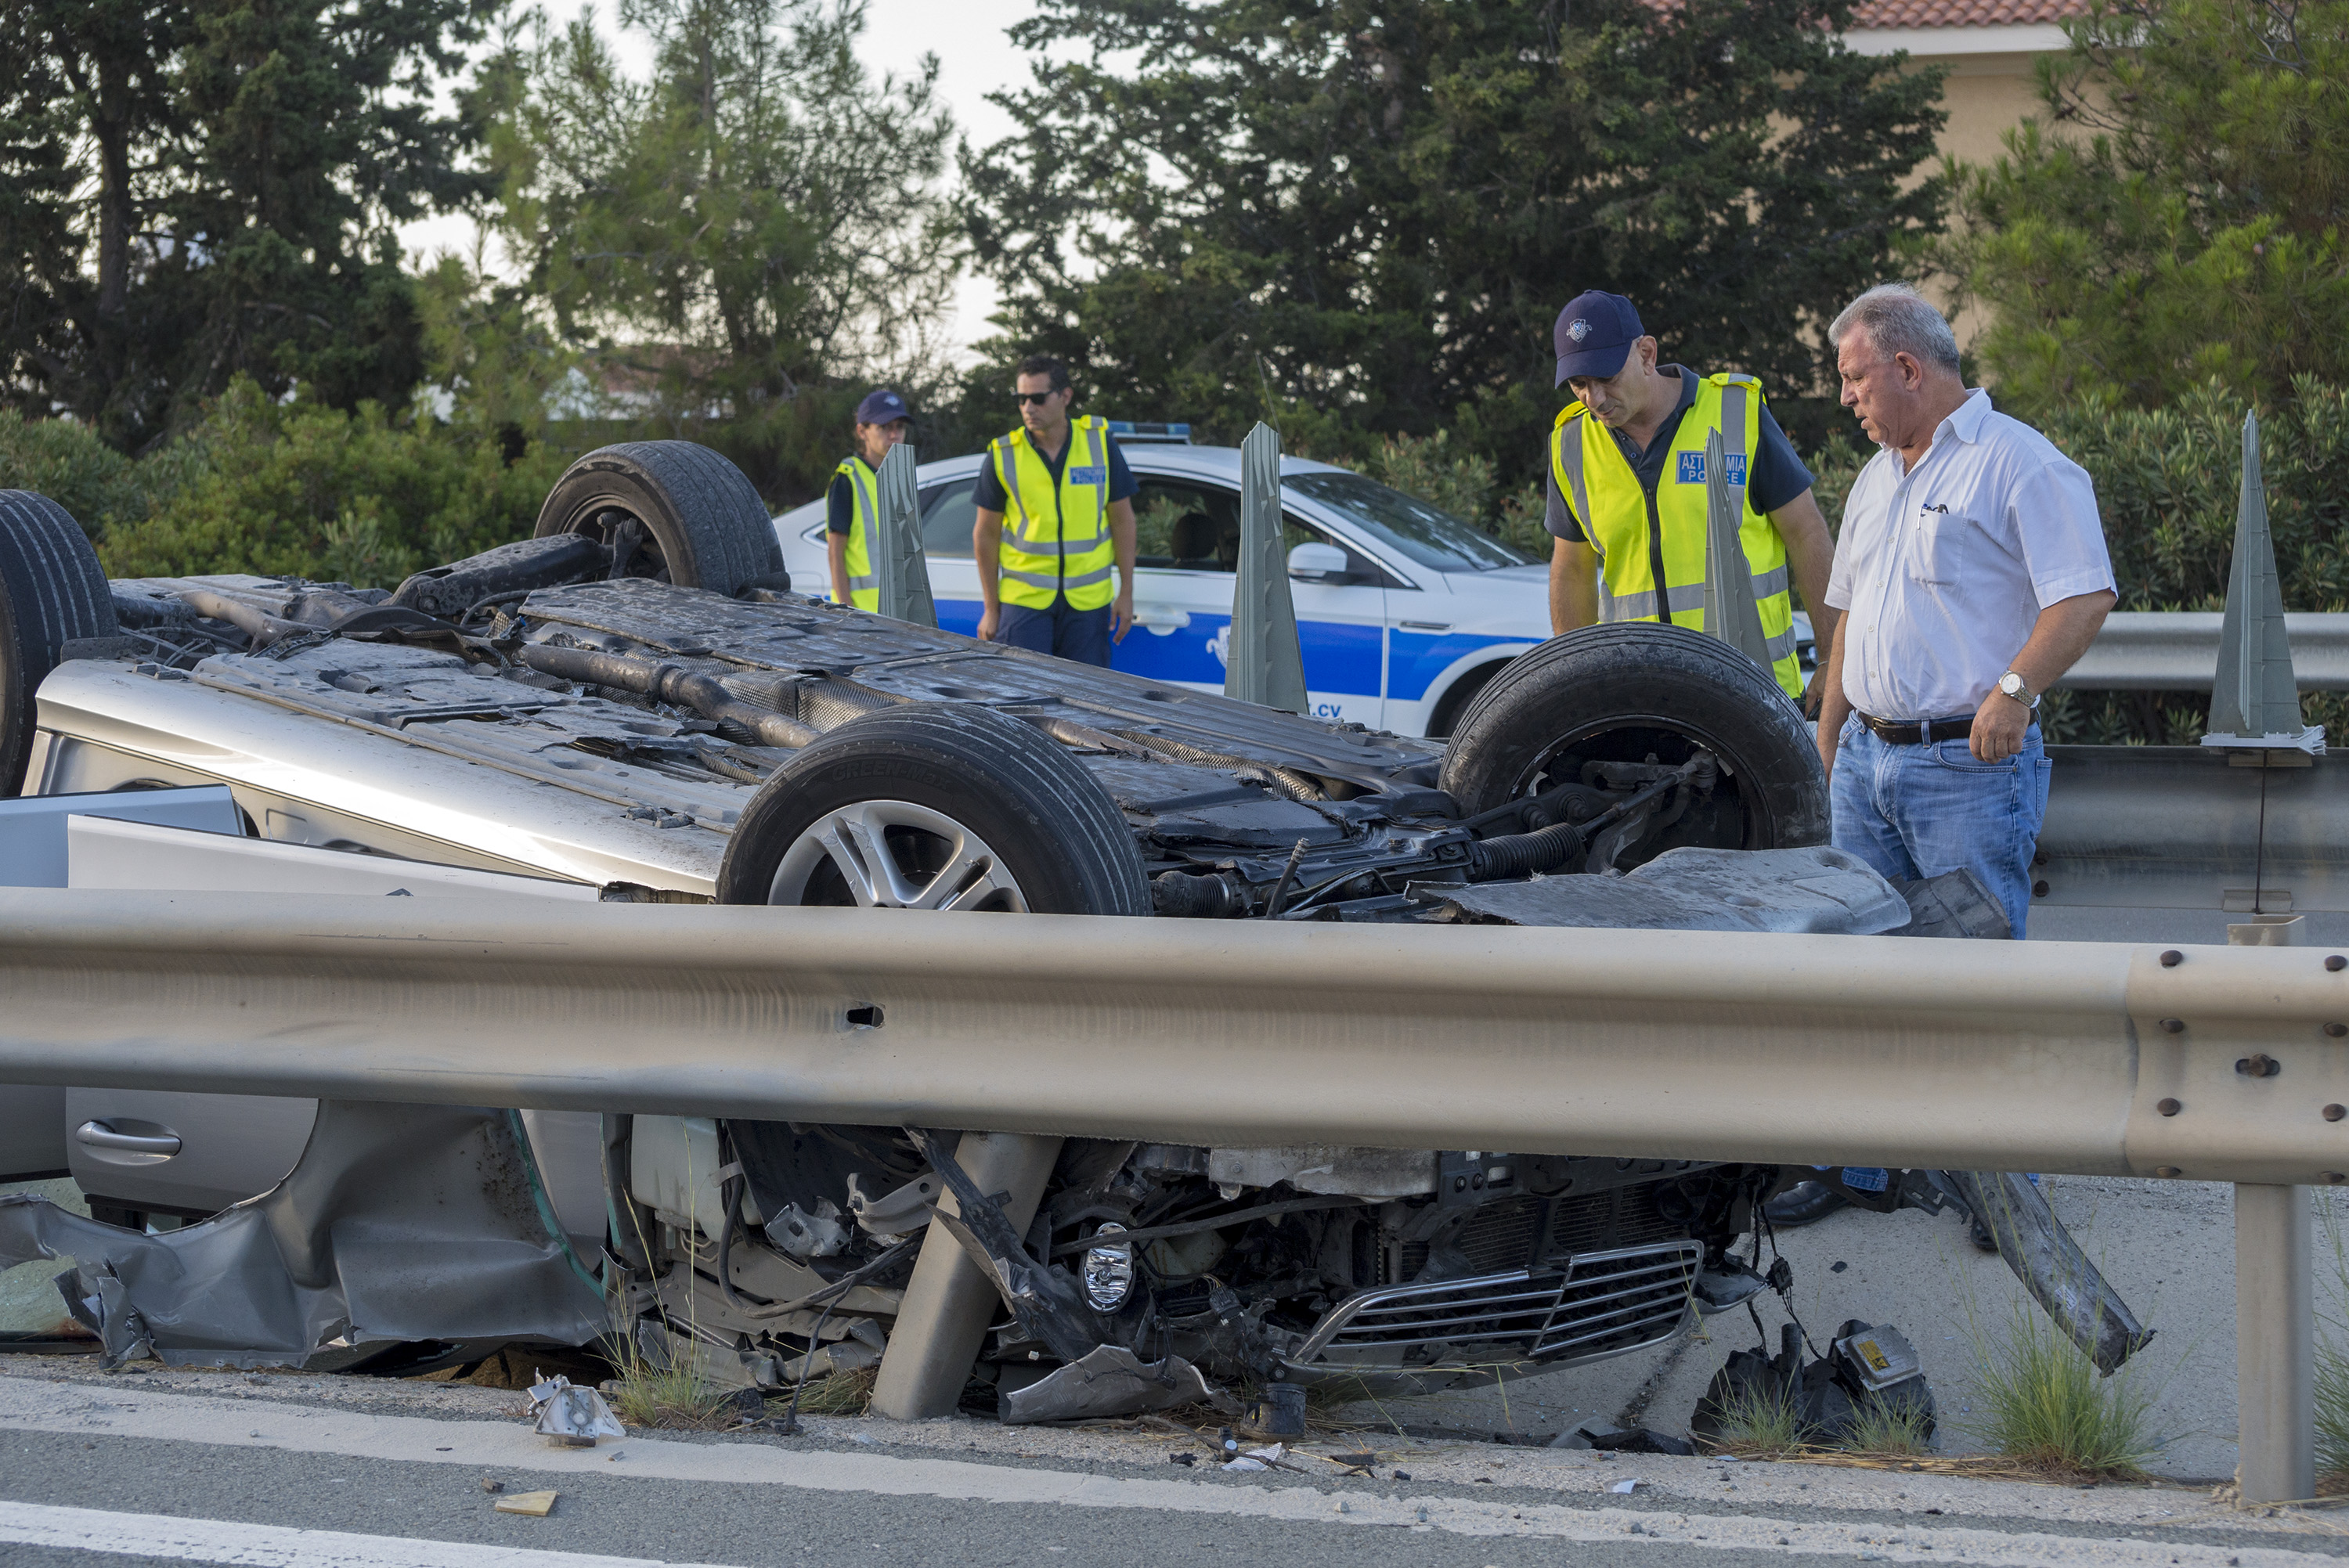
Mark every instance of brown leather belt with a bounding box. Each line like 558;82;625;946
1857;710;1975;744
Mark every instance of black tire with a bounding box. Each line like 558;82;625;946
534;442;788;597
0;491;117;795
1439;624;1827;859
716;704;1150;916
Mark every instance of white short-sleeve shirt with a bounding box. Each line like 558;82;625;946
1825;388;2114;721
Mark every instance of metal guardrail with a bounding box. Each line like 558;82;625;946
1;889;2344;1182
2062;611;2349;691
3;888;2342;1498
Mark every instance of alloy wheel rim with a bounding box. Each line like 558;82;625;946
767;798;1029;911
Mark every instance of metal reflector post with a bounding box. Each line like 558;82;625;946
868;1130;1062;1420
1223;420;1307;713
2234;1182;2315;1502
2206;411;2321;755
871;442;937;629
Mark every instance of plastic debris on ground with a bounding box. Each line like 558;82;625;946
529;1374;625;1447
493;1491;558;1517
1611;1478;1646;1494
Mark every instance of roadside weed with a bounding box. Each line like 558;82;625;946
1963;1295;2163;1478
790;1364;878;1416
602;1328;730;1429
1842;1397;1935;1458
1700;1377;1806;1458
2314;1197;2349;1486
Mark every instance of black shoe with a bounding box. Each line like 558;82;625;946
1761;1181;1849;1229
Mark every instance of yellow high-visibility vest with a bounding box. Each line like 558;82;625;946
988;416;1116;612
832;456;879;611
1550;372;1802;698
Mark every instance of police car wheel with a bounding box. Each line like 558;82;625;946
535;441;789;598
0;489;118;795
715;703;1151;916
1438;622;1828;860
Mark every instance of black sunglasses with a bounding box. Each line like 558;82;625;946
1014;390;1061;406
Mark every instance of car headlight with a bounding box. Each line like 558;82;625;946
1082;1222;1135;1311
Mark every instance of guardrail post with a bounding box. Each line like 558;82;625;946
2235;1182;2315;1502
868;1130;1062;1421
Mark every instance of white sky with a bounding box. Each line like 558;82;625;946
394;0;1041;361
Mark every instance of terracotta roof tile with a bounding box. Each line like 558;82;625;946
1846;0;2086;27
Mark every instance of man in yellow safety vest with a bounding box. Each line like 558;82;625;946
826;388;913;611
1545;291;1838;706
972;355;1137;666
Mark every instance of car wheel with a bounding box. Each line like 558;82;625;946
1439;623;1827;859
534;442;788;598
0;491;118;795
715;704;1150;916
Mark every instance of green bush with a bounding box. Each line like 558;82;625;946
0;410;208;538
99;379;572;589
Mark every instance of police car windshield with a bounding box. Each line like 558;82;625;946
1283;472;1535;572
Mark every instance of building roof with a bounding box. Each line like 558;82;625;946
1846;0;2084;27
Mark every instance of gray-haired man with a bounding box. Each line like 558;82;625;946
1816;283;2116;940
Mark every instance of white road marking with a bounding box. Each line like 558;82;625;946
0;1376;2321;1568
0;1499;722;1568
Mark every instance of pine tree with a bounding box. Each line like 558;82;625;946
960;0;1947;468
1939;0;2349;414
0;0;493;450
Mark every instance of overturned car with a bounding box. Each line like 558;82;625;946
0;443;2138;1415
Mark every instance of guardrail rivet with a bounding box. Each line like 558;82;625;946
2033;880;2051;898
2158;1098;2182;1116
2328;1024;2347;1038
2162;950;2184;968
2155;1166;2182;1177
2236;1054;2282;1078
2161;1018;2187;1034
2326;1104;2345;1122
2330;956;2347;972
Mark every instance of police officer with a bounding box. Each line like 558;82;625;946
826;388;913;610
1546;292;1838;705
971;355;1137;665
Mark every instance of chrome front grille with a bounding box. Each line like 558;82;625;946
1291;1240;1703;1369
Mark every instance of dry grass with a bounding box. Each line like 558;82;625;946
1843;1397;1936;1458
1698;1377;1806;1460
602;1330;732;1430
1963;1298;2163;1480
791;1364;878;1416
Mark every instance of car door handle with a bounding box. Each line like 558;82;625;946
74;1121;182;1157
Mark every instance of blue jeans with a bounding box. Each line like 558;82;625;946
997;601;1112;666
1830;716;2052;939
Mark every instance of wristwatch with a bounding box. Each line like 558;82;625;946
1997;670;2040;710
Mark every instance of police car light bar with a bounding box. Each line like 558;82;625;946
1105;420;1192;444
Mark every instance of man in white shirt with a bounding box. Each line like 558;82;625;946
1817;283;2116;939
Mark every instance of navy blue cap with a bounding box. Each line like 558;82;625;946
1553;292;1645;387
854;388;911;425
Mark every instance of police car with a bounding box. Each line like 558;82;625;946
774;426;1553;737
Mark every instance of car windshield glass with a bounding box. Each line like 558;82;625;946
1283;472;1535;572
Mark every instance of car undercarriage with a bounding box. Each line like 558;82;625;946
0;445;2143;1421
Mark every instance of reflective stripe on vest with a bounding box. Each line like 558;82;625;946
990;417;1117;611
834;456;879;611
1549;374;1803;698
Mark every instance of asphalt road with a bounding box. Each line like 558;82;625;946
0;1367;2338;1568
